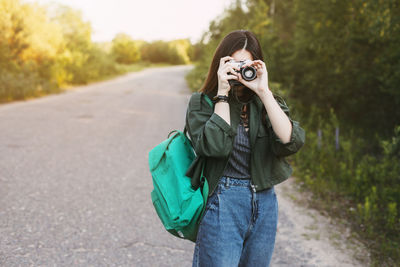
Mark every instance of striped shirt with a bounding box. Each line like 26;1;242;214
222;105;251;179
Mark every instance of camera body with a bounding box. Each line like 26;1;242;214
227;60;257;87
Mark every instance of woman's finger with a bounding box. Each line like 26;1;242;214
220;56;234;66
236;75;253;89
253;59;265;65
253;60;267;70
226;74;238;80
223;62;240;71
220;66;237;78
225;66;238;75
219;64;233;74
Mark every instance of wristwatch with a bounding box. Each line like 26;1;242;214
213;95;229;103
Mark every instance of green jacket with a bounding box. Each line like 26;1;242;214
185;92;305;197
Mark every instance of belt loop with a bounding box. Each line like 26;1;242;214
225;177;230;188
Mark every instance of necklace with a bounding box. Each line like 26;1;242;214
240;104;249;132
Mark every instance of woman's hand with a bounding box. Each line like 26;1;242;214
237;60;270;96
217;56;240;96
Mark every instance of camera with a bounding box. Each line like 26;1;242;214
227;60;257;87
225;60;257;103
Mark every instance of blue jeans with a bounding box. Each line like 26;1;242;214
192;176;278;267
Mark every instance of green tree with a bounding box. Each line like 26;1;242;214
289;0;400;144
140;39;192;65
50;5;94;84
167;39;192;64
0;0;63;99
111;33;141;64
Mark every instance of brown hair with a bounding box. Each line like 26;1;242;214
200;30;264;99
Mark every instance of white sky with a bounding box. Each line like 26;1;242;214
24;0;234;43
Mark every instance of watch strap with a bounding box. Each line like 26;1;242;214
212;95;229;103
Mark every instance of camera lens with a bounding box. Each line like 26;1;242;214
241;66;257;81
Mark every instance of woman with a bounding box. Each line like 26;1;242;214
185;30;305;267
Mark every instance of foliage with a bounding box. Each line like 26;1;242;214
0;0;61;99
0;0;189;102
0;0;118;100
111;33;141;64
288;0;400;145
140;39;192;65
294;112;400;265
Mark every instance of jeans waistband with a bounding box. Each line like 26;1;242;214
219;176;252;187
218;176;274;193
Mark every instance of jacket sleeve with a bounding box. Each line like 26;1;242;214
268;96;306;157
185;93;236;158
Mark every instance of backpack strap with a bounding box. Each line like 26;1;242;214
203;94;213;108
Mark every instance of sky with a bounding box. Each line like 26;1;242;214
24;0;235;43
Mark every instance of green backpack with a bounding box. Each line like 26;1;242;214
148;94;213;242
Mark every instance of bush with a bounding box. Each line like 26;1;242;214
140;39;192;65
294;110;400;263
111;33;141;64
0;0;125;101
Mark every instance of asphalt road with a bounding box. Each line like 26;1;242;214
0;66;367;266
